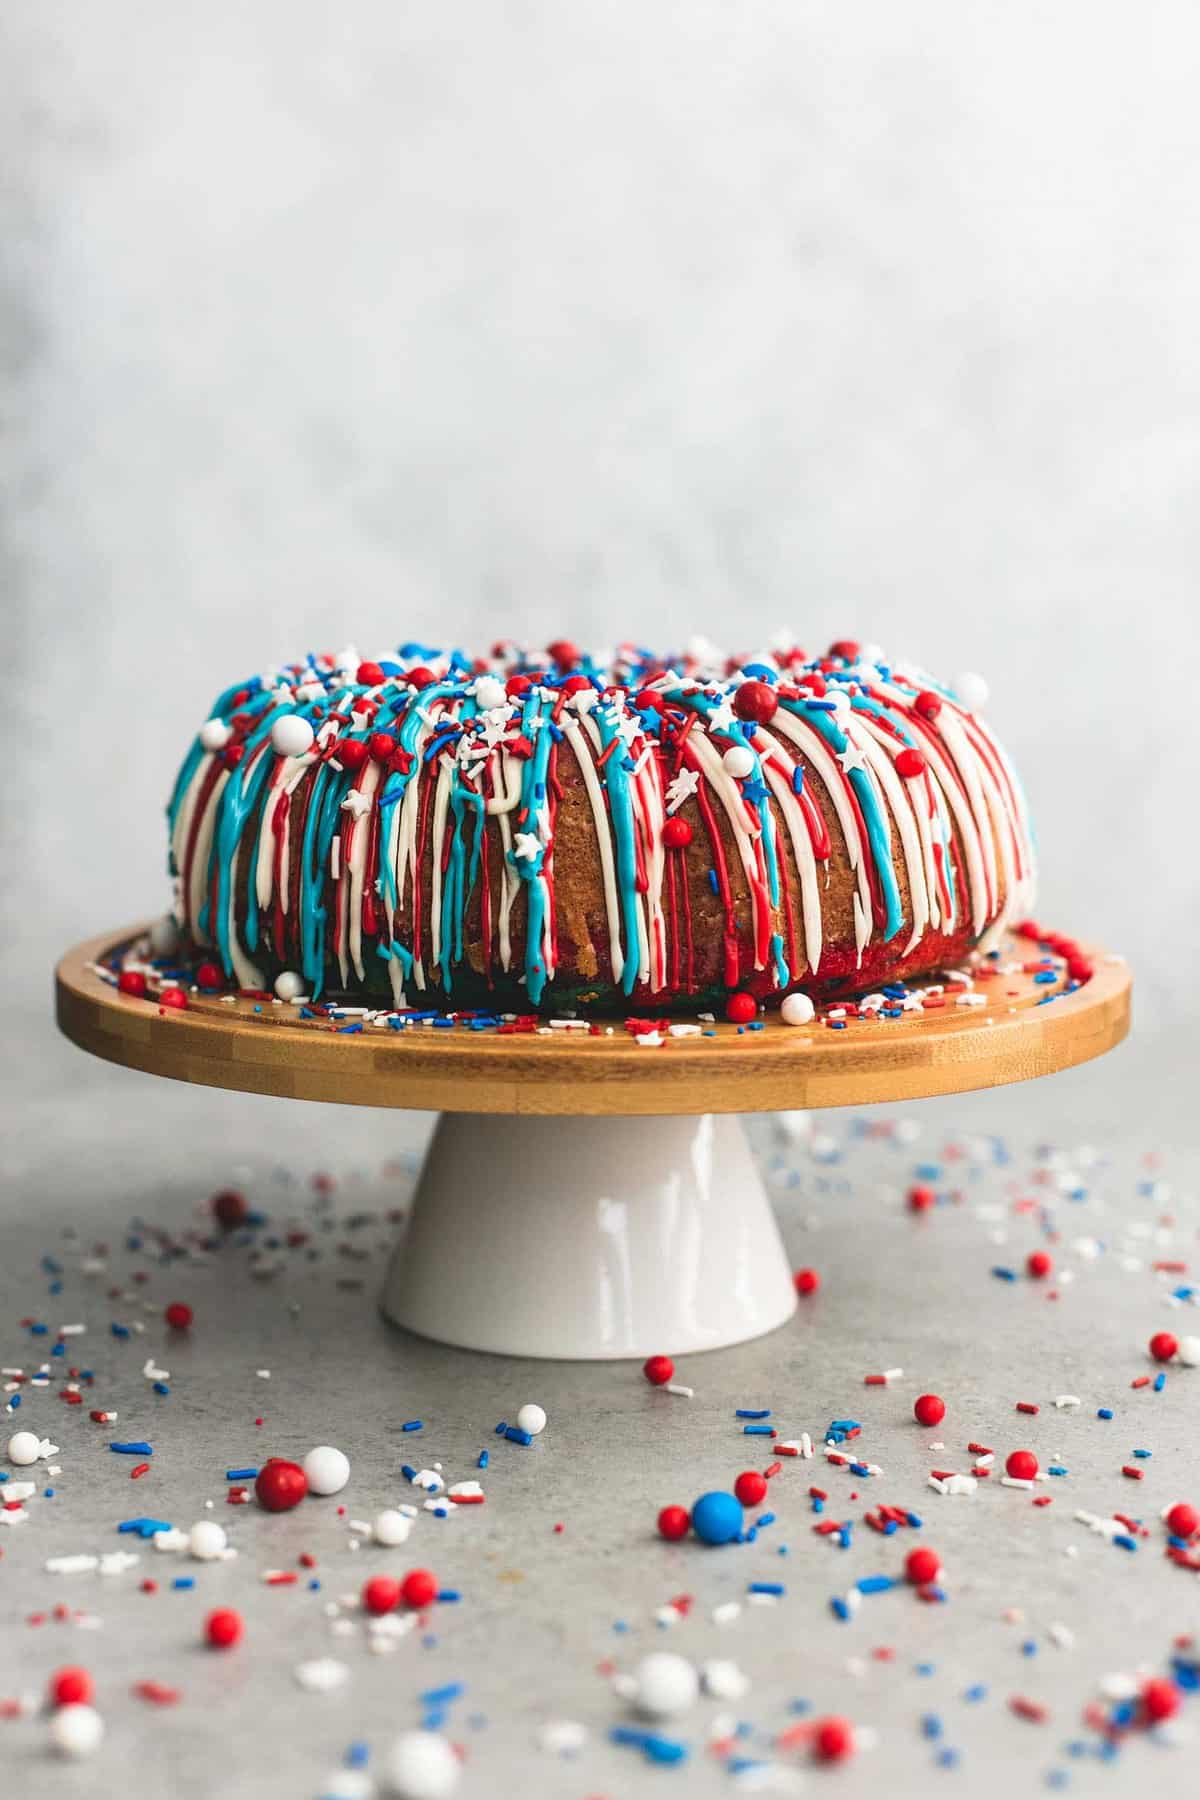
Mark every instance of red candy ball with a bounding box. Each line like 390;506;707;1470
159;987;188;1010
794;1268;820;1296
337;738;369;772
118;970;147;998
1005;1449;1038;1481
401;1568;438;1609
407;667;436;690
661;816;693;850
733;680;778;725
194;962;223;990
355;661;385;687
907;1185;935;1213
828;641;860;664
164;1301;193;1331
734;1471;768;1508
905;1546;941;1586
362;1575;401;1615
1166;1501;1200;1539
913;690;942;720
547;640;579;671
643;1354;675;1387
212;1188;248;1230
913;1394;945;1427
894;748;926;780
205;1607;243;1649
1027;1250;1053;1279
1142;1677;1181;1723
49;1667;93;1707
813;1716;855;1762
369;731;397;763
505;674;534;698
657;1504;691;1542
1150;1331;1179;1363
254;1459;308;1512
725;992;757;1025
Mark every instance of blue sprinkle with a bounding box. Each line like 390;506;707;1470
172;1576;195;1590
742;1425;774;1436
420;1682;464;1707
1048;1466;1069;1477
153;1382;169;1396
437;1590;461;1603
1097;1408;1114;1420
831;1596;852;1620
1132;1449;1152;1459
921;1713;943;1739
1022;1639;1038;1657
757;1512;775;1528
1154;1372;1166;1392
477;1450;489;1470
849;1462;872;1477
905;1511;923;1528
402;1421;423;1433
937;1747;961;1769
118;1518;173;1538
708;869;720;895
856;1575;895;1595
226;1467;258;1481
1113;1534;1138;1552
494;1421;507;1435
964;1684;988;1703
504;1426;533;1446
111;1324;131;1339
401;1465;418;1482
991;1266;1018;1282
735;1409;771;1419
110;1441;153;1455
748;1582;784;1596
44;1487;54;1497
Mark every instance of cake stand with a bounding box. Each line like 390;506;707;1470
55;925;1130;1360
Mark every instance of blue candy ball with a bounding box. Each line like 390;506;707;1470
690;1489;743;1545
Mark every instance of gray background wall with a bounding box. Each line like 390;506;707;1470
3;1;1197;1042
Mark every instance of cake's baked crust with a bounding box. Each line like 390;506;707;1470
168;641;1035;1013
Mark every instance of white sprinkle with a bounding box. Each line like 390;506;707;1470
665;1383;694;1398
294;1658;350;1693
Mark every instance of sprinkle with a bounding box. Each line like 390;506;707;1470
402;1421;423;1433
110;1442;153;1456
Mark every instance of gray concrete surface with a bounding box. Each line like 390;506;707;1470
2;1024;1199;1797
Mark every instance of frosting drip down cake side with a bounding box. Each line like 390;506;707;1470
165;639;1036;1015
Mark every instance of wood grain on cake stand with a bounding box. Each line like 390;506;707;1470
56;923;1130;1117
55;923;1131;1358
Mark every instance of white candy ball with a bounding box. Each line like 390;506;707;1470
271;714;316;758
384;1730;461;1799
149;915;179;956
199;718;232;751
516;1403;547;1437
473;675;507;711
7;1430;40;1466
50;1704;105;1758
722;745;755;780
188;1519;227;1561
303;1445;351;1496
274;970;305;1002
633;1651;700;1718
955;670;990;710
780;992;815;1027
702;1658;750;1701
1176;1334;1200;1367
373;1508;412;1548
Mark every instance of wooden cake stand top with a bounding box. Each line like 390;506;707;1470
55;923;1130;1118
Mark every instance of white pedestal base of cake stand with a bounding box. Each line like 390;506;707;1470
379;1113;798;1359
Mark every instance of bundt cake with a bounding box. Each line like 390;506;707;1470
166;639;1035;1014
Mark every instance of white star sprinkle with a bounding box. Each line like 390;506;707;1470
512;831;543;862
340;789;373;821
837;742;869;775
665;768;700;815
